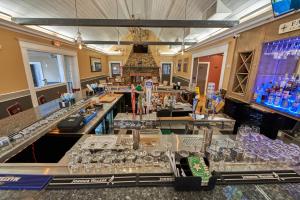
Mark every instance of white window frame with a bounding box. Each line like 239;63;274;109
160;62;173;85
19;40;81;107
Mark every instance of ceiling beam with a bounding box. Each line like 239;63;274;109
13;18;239;28
83;41;196;45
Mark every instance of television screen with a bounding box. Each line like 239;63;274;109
133;45;148;53
272;0;300;17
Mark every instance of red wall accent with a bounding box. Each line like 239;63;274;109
198;54;223;90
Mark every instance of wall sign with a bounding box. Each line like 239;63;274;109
145;79;153;107
279;18;300;34
0;174;52;190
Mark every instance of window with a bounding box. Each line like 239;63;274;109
177;60;182;72
162;64;171;75
183;58;189;72
110;62;121;77
28;50;65;88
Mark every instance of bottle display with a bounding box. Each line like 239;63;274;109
254;73;300;117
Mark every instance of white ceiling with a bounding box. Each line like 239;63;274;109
0;0;271;53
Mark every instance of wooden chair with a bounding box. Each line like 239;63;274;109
38;95;47;105
7;102;22;116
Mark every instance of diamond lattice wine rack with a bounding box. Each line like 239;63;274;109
232;51;254;95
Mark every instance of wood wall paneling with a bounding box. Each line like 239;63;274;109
227;13;300;103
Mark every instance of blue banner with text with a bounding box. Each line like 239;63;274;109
0;174;52;190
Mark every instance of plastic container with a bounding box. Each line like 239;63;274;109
174;157;217;191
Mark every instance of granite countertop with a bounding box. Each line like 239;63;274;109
0;99;61;137
1;184;299;200
0;92;89;138
114;113;158;122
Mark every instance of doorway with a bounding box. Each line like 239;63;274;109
109;62;121;77
161;62;172;85
196;62;210;95
190;44;229;91
199;54;224;92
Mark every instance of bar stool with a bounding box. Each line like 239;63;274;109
6;102;22;116
38;95;46;105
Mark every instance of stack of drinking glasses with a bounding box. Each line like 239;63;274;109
206;125;300;171
236;125;300;170
67;142;171;174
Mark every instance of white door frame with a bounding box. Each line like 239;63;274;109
190;43;229;90
19;40;80;107
160;62;173;85
108;61;122;77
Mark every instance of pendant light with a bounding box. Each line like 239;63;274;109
116;0;120;47
181;0;188;55
74;0;83;50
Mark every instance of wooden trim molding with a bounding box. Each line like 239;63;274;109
172;75;190;82
0;89;30;103
80;75;109;83
35;83;67;92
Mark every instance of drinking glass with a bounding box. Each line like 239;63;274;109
143;155;154;166
68;161;80;174
125;152;137;167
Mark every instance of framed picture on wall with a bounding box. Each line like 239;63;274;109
177;60;182;72
90;57;102;72
183;58;188;72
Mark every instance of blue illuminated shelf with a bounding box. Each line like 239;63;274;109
252;102;300;121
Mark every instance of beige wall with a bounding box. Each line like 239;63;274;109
107;45;132;66
173;52;192;79
0;26;108;95
77;48;108;79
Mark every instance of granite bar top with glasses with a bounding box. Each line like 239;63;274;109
0;133;300;199
0;91;90;138
108;85;194;93
0;99;61;138
0;93;123;162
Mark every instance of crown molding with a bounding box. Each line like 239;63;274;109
188;10;300;52
0;18;107;55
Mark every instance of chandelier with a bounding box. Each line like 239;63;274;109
129;26;149;44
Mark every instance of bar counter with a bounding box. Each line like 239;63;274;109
0;93;300;200
0;127;299;199
0;93;123;162
1;183;299;200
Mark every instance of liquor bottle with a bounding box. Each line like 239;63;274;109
267;91;275;105
291;94;300;113
281;90;290;108
255;86;263;103
261;83;267;102
280;73;289;88
253;87;259;101
274;88;283;106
